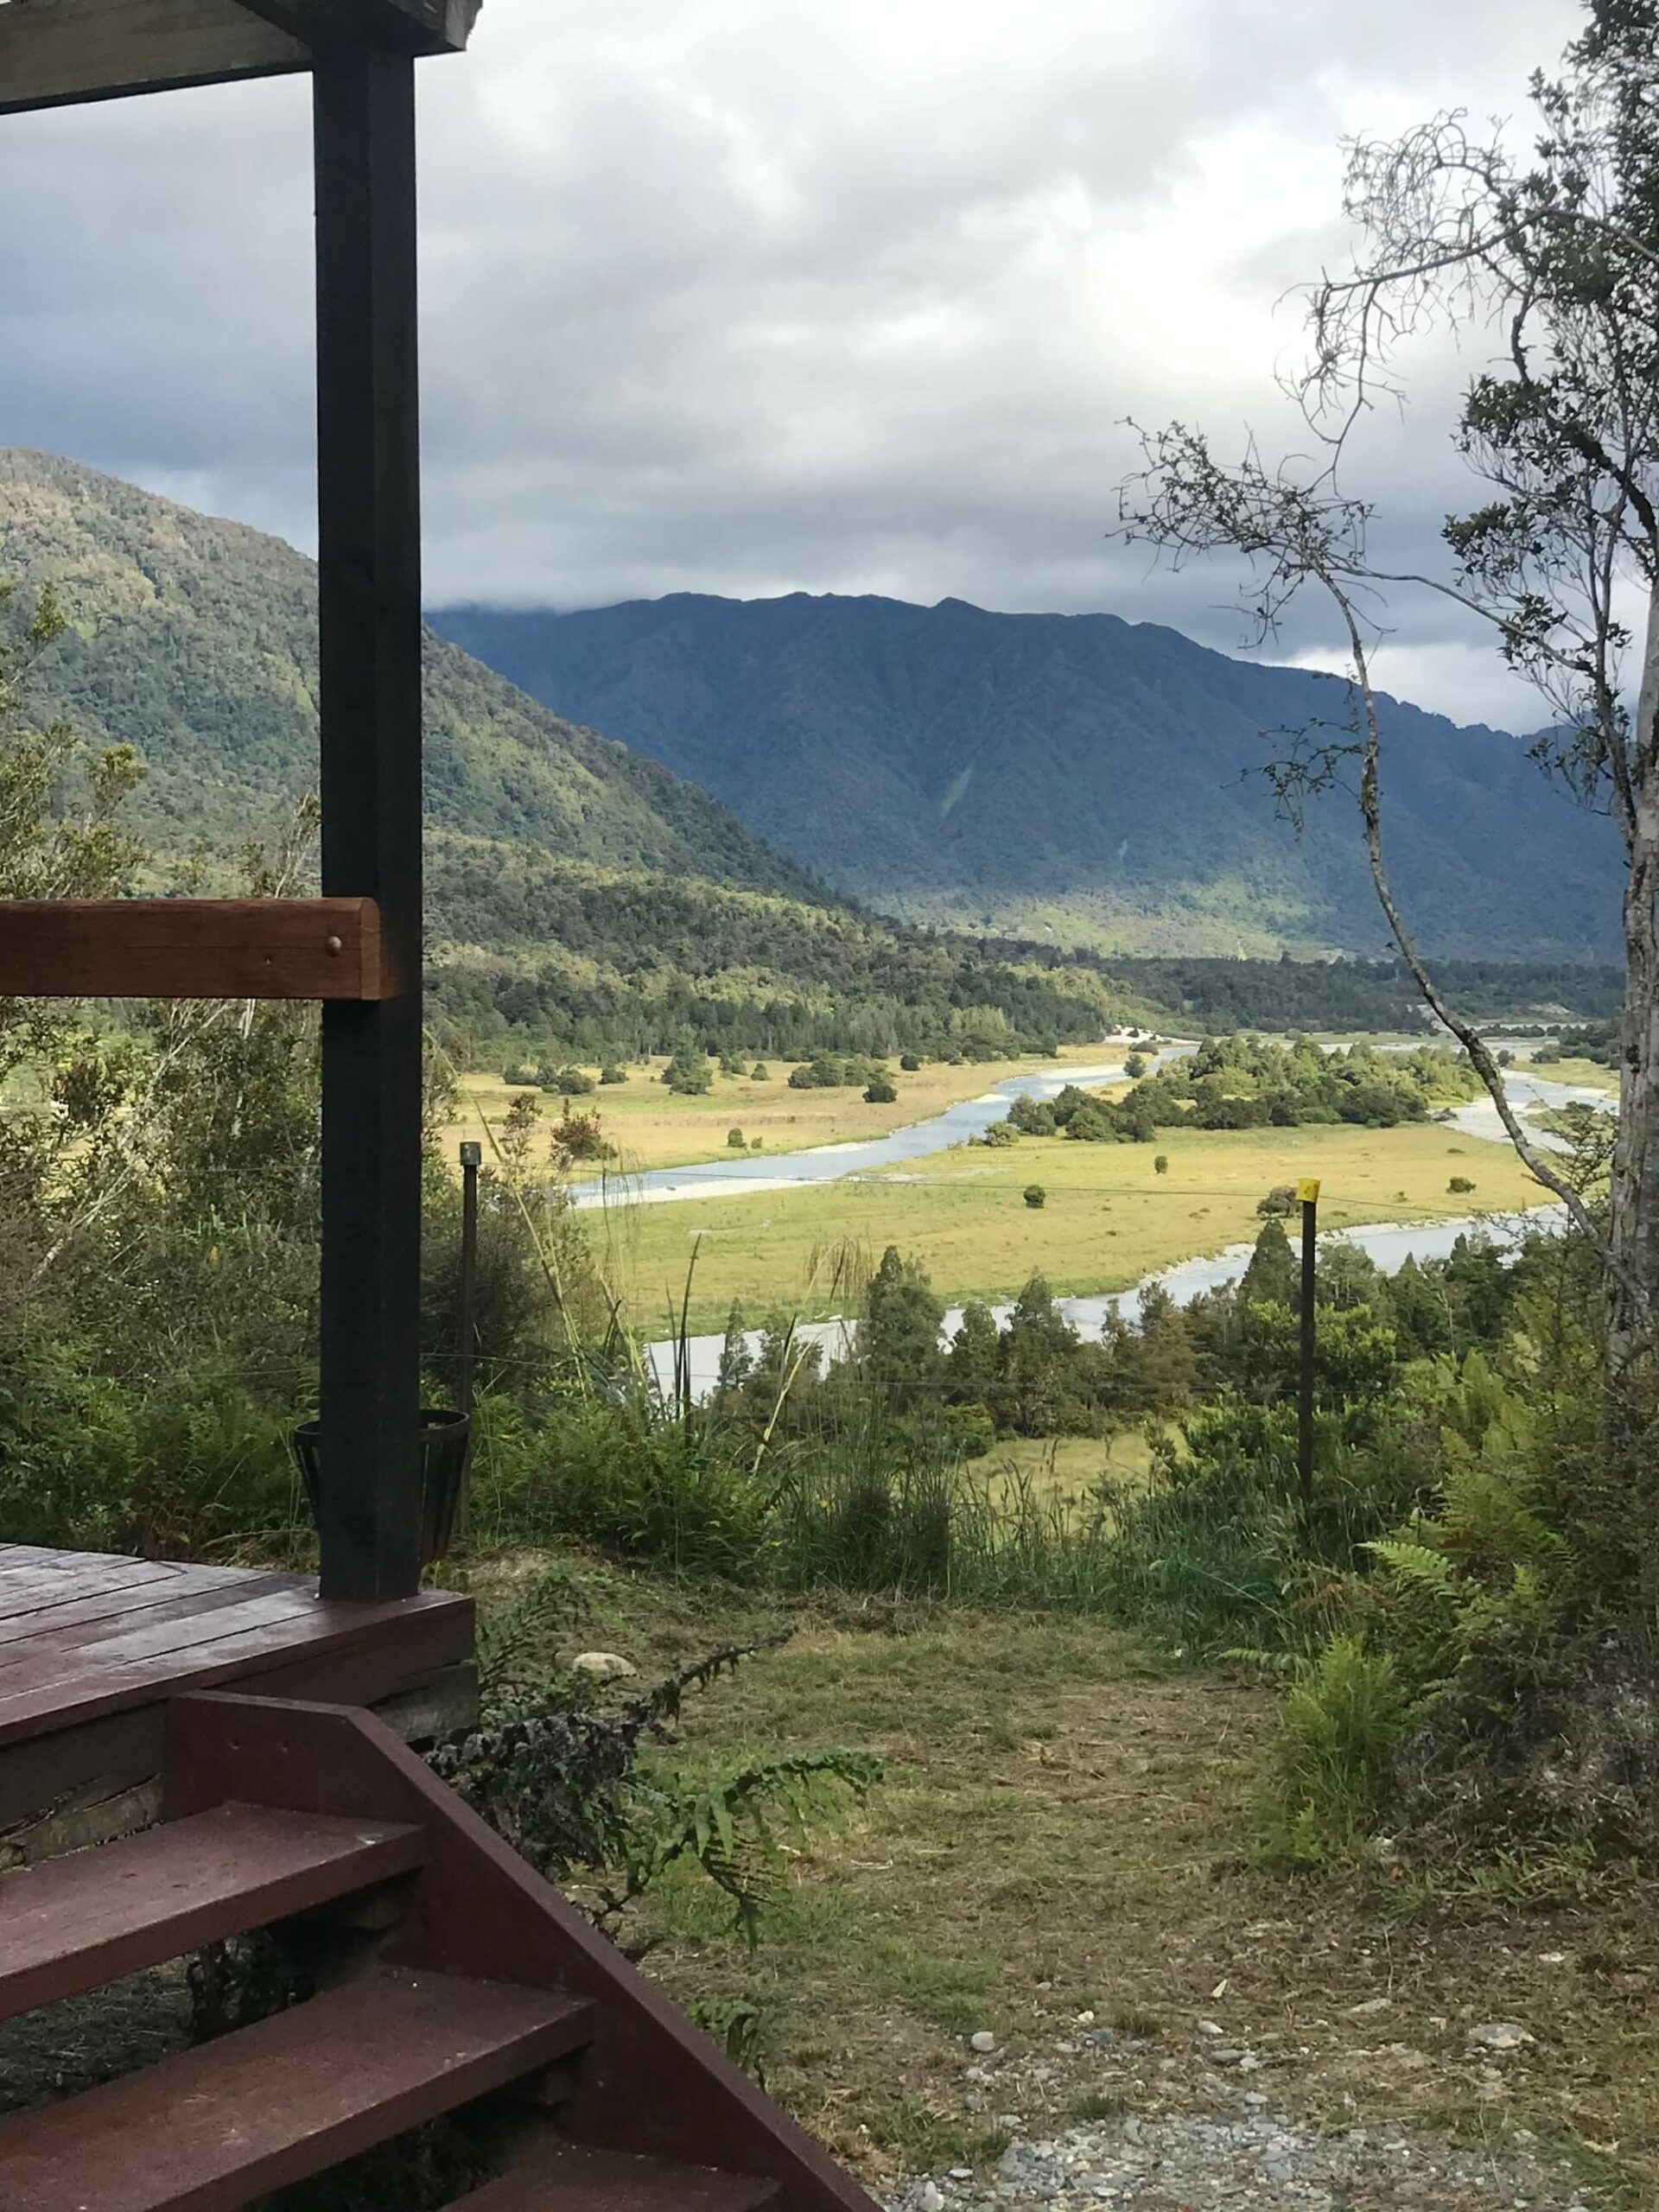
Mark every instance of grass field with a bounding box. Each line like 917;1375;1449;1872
1532;1056;1619;1096
594;1117;1550;1333
476;1560;1646;2201
443;1046;1134;1174
983;1430;1162;1510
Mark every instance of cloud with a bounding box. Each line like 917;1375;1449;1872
0;0;1586;728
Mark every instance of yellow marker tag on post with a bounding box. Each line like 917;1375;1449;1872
1296;1178;1322;1205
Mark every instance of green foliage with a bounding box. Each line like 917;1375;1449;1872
431;1607;880;1954
1449;1174;1476;1193
786;1054;890;1092
1023;1184;1046;1208
1266;1637;1408;1865
662;1052;713;1096
727;1127;747;1148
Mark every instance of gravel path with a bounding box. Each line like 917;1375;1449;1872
880;2017;1605;2212
888;2108;1597;2211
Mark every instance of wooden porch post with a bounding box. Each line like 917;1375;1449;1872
314;37;425;1600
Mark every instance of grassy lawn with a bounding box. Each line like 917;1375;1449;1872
982;1430;1163;1511
596;1118;1550;1333
443;1046;1132;1174
1532;1057;1619;1096
490;1561;1651;2202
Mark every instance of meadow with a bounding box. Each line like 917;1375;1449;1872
594;1116;1548;1333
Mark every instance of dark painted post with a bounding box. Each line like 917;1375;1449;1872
313;37;425;1600
459;1141;481;1419
1297;1177;1319;1522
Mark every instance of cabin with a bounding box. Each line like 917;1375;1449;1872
0;10;879;2211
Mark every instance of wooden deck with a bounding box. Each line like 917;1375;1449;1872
0;1545;474;1859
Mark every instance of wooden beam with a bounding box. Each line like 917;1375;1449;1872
0;0;308;118
0;898;394;1000
313;41;427;1604
235;0;481;55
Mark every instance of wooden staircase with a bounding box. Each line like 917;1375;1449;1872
0;1692;882;2212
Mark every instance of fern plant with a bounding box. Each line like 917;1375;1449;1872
429;1599;881;1962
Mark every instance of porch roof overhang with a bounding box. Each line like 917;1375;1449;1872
0;0;482;118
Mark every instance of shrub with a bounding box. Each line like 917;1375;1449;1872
1449;1175;1476;1193
865;1076;897;1104
663;1053;712;1096
1267;1637;1408;1865
548;1107;614;1166
502;1063;538;1087
1257;1185;1297;1217
751;1062;770;1081
899;1053;922;1072
982;1122;1018;1147
1123;1052;1147;1078
1024;1185;1046;1209
727;1127;747;1148
544;1066;595;1097
1154;1154;1169;1175
599;1063;627;1085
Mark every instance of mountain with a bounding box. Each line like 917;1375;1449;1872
0;452;823;905
432;592;1623;959
0;452;1160;1060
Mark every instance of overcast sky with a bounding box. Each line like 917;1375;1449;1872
1;0;1589;728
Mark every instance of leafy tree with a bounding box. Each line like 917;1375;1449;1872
859;1246;945;1411
946;1300;1002;1408
1239;1218;1299;1308
1118;0;1659;1390
662;1052;712;1096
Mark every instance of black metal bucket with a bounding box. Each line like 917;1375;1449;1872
291;1408;472;1568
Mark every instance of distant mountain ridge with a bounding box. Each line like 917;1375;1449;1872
432;591;1622;959
0;451;823;906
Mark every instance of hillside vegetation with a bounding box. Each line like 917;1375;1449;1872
435;590;1623;959
0;450;822;899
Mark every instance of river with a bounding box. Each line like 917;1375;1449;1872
630;1045;1611;1400
571;1044;1187;1211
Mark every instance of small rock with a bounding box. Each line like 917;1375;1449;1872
919;2186;944;2212
970;2031;997;2054
1347;1996;1392;2017
1466;2021;1535;2052
948;2170;973;2182
1196;2018;1224;2037
569;1650;639;1681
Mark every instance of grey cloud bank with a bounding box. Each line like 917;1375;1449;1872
0;0;1585;729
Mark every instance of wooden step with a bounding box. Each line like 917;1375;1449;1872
0;1967;594;2212
457;2142;785;2212
0;1801;426;2022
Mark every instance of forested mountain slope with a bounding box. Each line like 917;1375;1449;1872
0;452;822;903
434;591;1623;959
0;453;1153;1058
